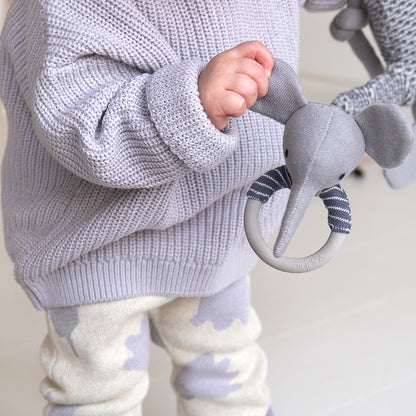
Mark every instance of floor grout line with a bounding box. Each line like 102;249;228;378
312;372;416;416
259;287;416;343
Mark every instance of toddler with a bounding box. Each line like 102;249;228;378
0;0;304;414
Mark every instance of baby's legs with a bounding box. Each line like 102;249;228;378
149;276;274;416
40;295;172;415
40;276;274;415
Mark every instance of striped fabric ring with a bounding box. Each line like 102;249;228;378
247;165;292;203
319;184;351;234
247;166;351;234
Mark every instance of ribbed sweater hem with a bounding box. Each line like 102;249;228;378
18;246;259;310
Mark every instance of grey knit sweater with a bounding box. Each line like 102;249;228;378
0;0;301;309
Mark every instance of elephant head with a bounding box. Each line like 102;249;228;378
247;58;414;262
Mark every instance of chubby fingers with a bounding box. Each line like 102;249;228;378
218;42;274;125
198;41;274;130
221;90;249;119
229;41;274;79
233;57;271;99
223;71;260;115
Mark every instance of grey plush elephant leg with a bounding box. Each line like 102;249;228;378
329;1;383;78
303;0;347;12
348;31;384;79
384;123;416;189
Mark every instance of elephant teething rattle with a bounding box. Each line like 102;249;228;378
244;58;414;273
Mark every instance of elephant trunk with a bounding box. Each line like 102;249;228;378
273;182;352;258
273;184;318;258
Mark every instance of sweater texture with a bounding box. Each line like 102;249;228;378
0;0;301;309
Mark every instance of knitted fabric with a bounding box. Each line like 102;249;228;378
332;0;416;114
0;0;301;309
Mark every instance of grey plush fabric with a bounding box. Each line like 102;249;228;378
304;0;347;12
384;122;416;188
347;31;384;78
331;4;368;38
329;3;385;77
0;0;301;309
250;59;308;124
330;2;368;42
354;104;414;169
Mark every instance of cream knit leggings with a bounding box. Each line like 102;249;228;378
40;277;275;416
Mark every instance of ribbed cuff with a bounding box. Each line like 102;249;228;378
20;258;217;309
18;240;259;310
146;59;240;172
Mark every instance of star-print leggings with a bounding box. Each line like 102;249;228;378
40;277;275;416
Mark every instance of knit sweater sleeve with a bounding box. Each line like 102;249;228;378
25;0;239;189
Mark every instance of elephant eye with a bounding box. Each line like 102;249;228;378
338;173;345;180
285;149;289;158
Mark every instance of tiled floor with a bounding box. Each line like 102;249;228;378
1;8;416;416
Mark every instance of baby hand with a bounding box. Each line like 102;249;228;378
198;41;274;130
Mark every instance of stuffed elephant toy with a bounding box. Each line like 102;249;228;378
245;58;414;272
305;0;416;189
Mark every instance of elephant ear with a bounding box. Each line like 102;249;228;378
250;58;308;124
354;104;415;169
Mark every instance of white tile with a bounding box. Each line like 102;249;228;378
260;289;416;416
315;375;416;416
